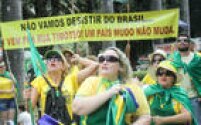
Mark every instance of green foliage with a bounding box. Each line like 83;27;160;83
133;71;147;81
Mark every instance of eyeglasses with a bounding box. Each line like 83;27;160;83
177;39;189;43
47;57;62;62
153;58;165;64
156;68;175;77
98;55;119;63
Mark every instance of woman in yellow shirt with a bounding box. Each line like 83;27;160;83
0;61;16;125
73;47;151;125
31;50;98;125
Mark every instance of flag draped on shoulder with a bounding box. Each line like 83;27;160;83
26;29;47;76
106;88;139;125
168;51;201;96
144;84;198;125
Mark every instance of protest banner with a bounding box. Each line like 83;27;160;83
0;9;179;50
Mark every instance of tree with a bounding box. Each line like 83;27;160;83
180;0;190;36
101;0;116;49
2;0;24;102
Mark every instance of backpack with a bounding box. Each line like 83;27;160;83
43;76;72;125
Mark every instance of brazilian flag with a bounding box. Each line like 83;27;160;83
27;29;47;76
26;29;47;125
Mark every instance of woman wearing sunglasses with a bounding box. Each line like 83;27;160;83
144;61;198;125
73;47;150;125
31;50;98;125
142;49;167;85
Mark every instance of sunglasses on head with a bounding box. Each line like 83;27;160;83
156;68;175;77
98;55;119;63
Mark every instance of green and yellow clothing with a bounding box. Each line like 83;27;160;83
76;76;150;125
0;76;14;99
142;74;155;85
168;51;201;97
31;72;78;118
144;84;198;125
70;65;79;75
0;71;15;99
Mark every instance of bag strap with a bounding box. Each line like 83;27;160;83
42;75;64;90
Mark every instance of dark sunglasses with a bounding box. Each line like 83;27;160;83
177;39;190;43
153;58;165;63
46;55;62;62
156;68;175;77
98;55;119;63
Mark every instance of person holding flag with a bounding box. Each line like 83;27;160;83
26;29;98;125
30;49;98;125
72;47;150;125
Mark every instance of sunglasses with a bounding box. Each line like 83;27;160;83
156;68;175;77
177;39;190;43
46;56;62;62
98;55;119;63
153;58;165;63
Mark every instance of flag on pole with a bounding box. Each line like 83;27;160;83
26;29;47;76
26;29;47;125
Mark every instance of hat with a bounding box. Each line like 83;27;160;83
149;49;167;62
62;49;74;56
152;61;182;83
44;50;68;67
38;114;61;125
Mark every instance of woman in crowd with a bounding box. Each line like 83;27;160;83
144;61;198;125
31;50;98;125
0;61;16;125
72;47;150;125
142;49;167;85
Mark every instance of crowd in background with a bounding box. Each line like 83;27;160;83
0;33;201;125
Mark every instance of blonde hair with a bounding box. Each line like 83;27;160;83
104;47;133;83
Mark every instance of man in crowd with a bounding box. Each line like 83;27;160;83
168;34;201;124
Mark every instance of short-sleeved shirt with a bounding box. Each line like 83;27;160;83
179;52;198;98
31;72;78;118
0;76;15;99
76;76;150;124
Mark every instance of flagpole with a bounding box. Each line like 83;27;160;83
26;29;36;125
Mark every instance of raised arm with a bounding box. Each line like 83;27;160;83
72;54;98;84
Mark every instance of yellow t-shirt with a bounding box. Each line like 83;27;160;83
142;74;156;85
31;72;78;118
70;65;79;75
0;77;15;99
76;76;150;124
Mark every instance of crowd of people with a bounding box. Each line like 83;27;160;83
0;33;201;125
